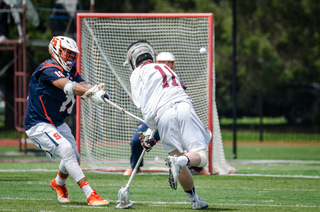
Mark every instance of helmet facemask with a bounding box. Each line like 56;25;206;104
60;48;78;70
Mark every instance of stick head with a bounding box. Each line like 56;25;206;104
116;200;134;209
116;187;134;209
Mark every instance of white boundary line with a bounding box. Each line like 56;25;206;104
229;173;320;179
0;197;319;208
0;169;319;178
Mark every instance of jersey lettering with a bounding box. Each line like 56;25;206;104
164;66;179;86
54;71;64;77
155;65;179;88
53;133;61;140
60;96;76;114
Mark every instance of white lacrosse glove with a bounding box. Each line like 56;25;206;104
81;83;110;105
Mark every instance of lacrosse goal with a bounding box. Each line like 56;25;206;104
76;13;236;175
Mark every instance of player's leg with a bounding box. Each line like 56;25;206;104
124;122;147;175
166;149;208;210
125;122;161;176
124;134;142;175
160;102;209;209
56;123;109;206
26;123;72;203
49;123;80;197
26;123;108;206
177;102;210;209
130;123;148;168
55;123;80;178
168;150;194;190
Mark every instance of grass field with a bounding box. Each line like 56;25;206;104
0;144;320;211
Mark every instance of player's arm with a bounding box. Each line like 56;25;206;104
52;78;89;96
52;78;109;105
78;81;94;88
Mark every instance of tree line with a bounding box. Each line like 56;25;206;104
1;0;319;129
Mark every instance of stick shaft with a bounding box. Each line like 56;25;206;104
124;128;157;189
104;98;145;124
125;148;146;188
105;98;156;188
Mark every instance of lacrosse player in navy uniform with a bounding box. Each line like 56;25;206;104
124;52;210;176
25;36;109;206
126;41;211;210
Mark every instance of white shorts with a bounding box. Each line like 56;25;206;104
25;122;77;159
157;101;211;154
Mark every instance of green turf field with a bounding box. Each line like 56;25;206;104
0;145;319;211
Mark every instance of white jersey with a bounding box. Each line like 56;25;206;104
130;62;191;128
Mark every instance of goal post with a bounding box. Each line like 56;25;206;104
76;13;236;175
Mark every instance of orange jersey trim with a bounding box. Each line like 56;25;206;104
39;96;54;126
40;64;63;72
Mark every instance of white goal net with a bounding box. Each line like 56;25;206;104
76;13;236;174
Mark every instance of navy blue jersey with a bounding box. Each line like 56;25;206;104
25;59;84;130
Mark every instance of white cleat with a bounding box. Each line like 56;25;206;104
192;198;208;210
165;155;181;190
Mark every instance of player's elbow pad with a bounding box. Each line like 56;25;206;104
64;80;77;96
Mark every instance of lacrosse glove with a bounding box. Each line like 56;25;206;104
81;83;110;105
137;131;157;152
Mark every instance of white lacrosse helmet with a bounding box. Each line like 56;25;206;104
156;52;175;62
48;36;80;72
156;52;176;70
126;40;155;70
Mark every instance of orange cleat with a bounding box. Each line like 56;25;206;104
50;179;71;203
190;168;211;175
87;189;109;206
123;167;141;176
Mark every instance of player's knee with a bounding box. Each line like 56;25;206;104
195;149;208;167
57;142;75;160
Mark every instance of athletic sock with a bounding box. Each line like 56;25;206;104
177;155;190;167
185;187;200;202
80;181;94;199
55;171;67;186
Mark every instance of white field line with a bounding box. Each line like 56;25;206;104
0;169;58;172
0;197;319;208
229;173;320;179
1;181;318;191
0;169;319;179
229;160;320;165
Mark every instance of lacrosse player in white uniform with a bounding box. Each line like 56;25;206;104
156;52;210;176
25;36;109;206
126;40;211;210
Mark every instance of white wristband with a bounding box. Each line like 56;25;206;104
63;80;77;96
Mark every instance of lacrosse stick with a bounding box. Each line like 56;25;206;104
116;128;157;209
102;98;156;209
104;97;145;124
